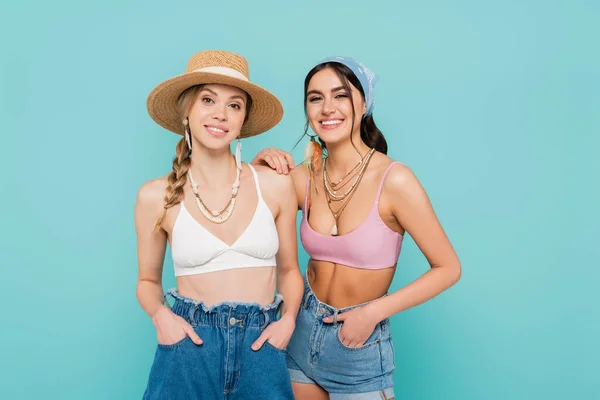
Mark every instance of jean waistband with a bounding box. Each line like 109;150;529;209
167;289;282;329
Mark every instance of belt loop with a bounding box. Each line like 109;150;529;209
188;305;198;327
162;293;171;309
260;310;270;330
302;293;310;309
333;309;339;328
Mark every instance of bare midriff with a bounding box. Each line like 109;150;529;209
307;260;396;308
176;266;277;307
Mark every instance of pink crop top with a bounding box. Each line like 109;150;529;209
300;161;403;270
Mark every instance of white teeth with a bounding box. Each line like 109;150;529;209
321;120;342;126
207;126;226;133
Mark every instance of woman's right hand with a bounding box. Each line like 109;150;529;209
152;306;203;346
250;147;295;175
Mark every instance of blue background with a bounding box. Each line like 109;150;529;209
1;1;599;398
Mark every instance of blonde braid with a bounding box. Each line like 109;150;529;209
153;137;191;231
152;85;204;231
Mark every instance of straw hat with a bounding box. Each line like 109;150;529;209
147;50;283;138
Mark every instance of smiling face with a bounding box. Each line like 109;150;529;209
305;67;366;147
185;84;249;150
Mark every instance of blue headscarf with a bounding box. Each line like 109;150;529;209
317;56;378;116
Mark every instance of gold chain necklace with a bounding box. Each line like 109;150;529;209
323;149;372;194
327;159;362;189
323;148;375;235
323;148;375;200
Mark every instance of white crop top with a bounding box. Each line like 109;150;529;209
171;164;279;276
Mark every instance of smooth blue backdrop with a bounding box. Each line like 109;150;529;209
1;1;598;399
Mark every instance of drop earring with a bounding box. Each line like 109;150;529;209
183;118;192;151
304;134;323;190
235;137;242;170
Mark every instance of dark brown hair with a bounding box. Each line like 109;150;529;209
300;62;387;154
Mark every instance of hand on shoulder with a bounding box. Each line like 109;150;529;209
252;164;295;193
252;164;297;214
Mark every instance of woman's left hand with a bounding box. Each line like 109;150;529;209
251;314;296;351
322;306;379;347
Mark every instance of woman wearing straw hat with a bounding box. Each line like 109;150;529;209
252;56;461;399
135;50;303;399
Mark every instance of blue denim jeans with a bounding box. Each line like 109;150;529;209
142;290;294;400
285;275;396;399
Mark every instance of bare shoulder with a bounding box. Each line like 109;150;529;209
290;163;309;188
252;164;295;196
380;159;424;199
136;174;169;209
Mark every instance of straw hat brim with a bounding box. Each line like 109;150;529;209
147;71;283;138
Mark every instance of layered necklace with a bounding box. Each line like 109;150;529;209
186;162;241;224
323;147;375;235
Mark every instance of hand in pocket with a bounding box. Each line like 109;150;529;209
152;306;203;346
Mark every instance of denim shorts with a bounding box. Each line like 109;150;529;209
142;289;294;400
285;275;396;400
